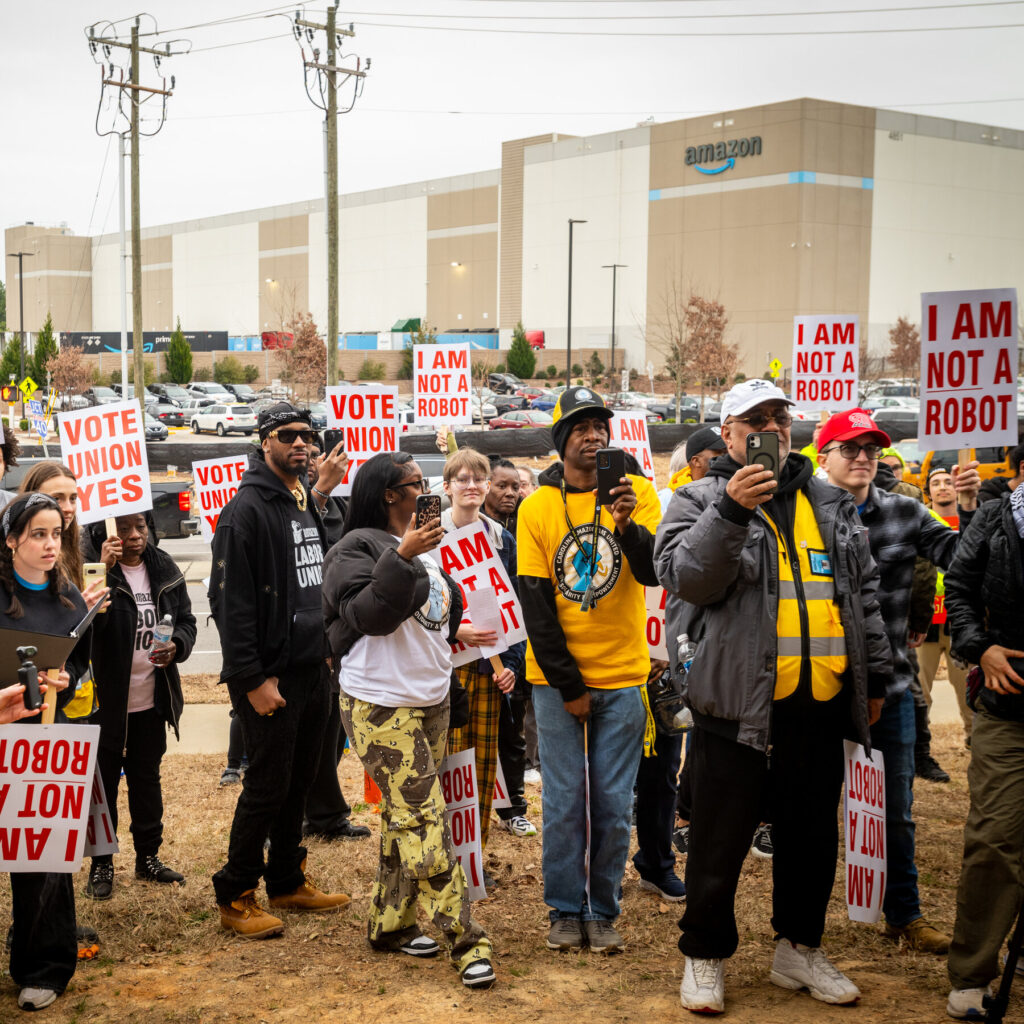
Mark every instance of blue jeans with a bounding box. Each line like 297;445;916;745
869;688;920;928
533;684;645;922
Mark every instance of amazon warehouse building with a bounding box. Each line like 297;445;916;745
6;97;1024;378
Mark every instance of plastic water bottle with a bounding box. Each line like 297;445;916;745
150;614;173;664
678;633;697;675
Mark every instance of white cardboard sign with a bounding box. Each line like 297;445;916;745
919;288;1019;449
843;740;886;923
83;766;119;858
325;385;400;495
192;454;249;543
435;522;527;668
439;747;486;900
59;400;152;525
791;315;859;411
414;343;472;426
608;410;656;483
644;586;668;661
0;724;100;872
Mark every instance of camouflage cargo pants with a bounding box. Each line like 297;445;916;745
339;693;492;971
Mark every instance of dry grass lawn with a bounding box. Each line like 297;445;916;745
1;724;1017;1023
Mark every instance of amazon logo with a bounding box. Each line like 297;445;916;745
685;136;762;176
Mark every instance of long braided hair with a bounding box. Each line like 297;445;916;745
19;462;84;588
0;494;77;619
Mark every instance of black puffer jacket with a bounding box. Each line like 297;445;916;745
945;495;1024;720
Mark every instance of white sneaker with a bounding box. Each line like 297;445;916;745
680;956;725;1014
523;768;542;785
947;985;992;1019
18;987;58;1010
498;815;538;837
770;939;860;1005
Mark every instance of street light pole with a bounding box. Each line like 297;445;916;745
7;250;33;418
566;218;586;387
602;263;627;387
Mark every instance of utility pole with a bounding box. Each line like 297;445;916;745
602;263;627;386
5;251;32;419
566;219;586;387
294;9;369;387
86;17;188;417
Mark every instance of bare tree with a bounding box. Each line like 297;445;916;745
279;312;327;401
687;296;735;419
888;317;920;381
858;334;887;397
644;275;695;418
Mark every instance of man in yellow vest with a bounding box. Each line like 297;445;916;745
656;380;893;1015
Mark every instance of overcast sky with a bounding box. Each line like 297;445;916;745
2;0;1023;287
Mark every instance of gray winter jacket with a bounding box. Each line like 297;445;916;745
654;471;892;753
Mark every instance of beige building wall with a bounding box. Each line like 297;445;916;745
258;214;310;332
646;99;875;376
426;184;498;331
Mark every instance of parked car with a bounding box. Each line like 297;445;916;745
150;402;185;428
58;393;90;411
308;402;328;430
223;383;257;402
188;381;233;402
492;394;528;416
488;372;526;394
190;403;257;436
249;397;279;419
144;413;168;442
861;395;918;413
515;386;546;400
471;396;498;425
527;389;560;412
649;395;702;422
488;409;554;430
149;383;192;406
81;386;120;407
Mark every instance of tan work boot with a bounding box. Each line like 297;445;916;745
884;917;949;954
219;890;285;939
268;859;350;912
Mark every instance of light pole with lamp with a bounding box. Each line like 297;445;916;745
602;263;627;389
566;219;586;387
6;250;33;421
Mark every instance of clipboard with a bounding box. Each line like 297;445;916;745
0;599;103;686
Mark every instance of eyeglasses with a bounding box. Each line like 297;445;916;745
393;478;430;494
268;428;316;445
449;475;488;489
733;409;793;429
824;442;884;461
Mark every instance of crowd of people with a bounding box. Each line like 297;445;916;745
1;385;1023;1019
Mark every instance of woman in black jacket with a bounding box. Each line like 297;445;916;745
944;490;1024;1019
322;451;495;990
85;512;196;903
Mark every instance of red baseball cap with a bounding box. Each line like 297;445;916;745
818;408;891;450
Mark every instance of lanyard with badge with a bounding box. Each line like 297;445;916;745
560;478;601;612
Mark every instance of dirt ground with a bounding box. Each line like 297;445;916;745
1;724;1016;1024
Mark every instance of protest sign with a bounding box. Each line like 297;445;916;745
414;343;472;426
608;410;656;483
0;724;100;872
325;385;400;495
192;454;249;543
844;740;886;923
439;747;486;900
83;767;119;859
791;315;859;411
435;522;527;667
920;288;1019;449
493;759;512;810
644;587;668;660
59;400;151;525
27;399;47;441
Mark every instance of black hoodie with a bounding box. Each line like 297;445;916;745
209;454;328;692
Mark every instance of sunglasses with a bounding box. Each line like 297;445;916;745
268;428;316;445
733;409;793;429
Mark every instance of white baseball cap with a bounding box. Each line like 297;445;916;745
720;379;794;421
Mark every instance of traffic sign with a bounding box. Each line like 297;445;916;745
18;377;37;399
769;359;783;379
1;385;16;405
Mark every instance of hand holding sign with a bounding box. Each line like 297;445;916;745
951;459;981;510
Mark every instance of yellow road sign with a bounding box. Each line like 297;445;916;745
768;359;782;379
18;376;37;399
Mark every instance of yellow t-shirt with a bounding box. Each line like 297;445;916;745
517;473;661;690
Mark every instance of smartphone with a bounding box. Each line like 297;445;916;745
415;493;441;529
596;447;626;506
84;563;108;613
323;429;345;456
746;432;780;483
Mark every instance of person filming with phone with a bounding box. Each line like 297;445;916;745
655;380;892;1015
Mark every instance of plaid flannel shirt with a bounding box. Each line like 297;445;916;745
857;483;973;702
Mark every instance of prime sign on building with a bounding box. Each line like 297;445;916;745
919;288;1018;449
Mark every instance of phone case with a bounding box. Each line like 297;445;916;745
415;493;441;528
596;448;626;506
746;433;779;481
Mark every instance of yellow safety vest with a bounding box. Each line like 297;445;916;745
762;489;847;702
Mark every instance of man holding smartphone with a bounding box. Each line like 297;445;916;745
655;380;893;1015
517;388;661;955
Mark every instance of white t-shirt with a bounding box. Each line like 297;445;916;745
121;561;157;714
340;552;453;708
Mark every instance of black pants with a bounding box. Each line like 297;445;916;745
94;706;168;864
303;691;353;833
633;728;684;879
496;691;528;820
226;710;246;770
9;872;76;993
212;669;329;904
679;701;845;959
